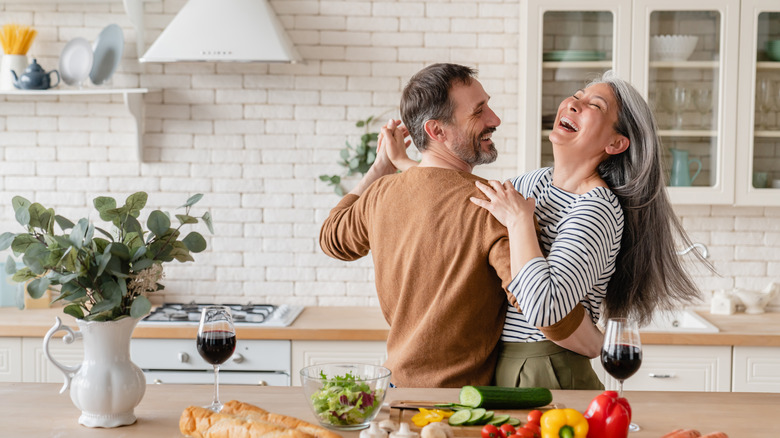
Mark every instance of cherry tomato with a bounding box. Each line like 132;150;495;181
523;423;541;436
508;430;535;438
499;423;516;438
526;410;543;425
482;424;501;438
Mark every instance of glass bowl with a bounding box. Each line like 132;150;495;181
650;35;698;61
300;363;391;431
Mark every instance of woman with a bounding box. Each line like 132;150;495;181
382;70;705;389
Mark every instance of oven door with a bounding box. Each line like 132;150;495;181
143;370;289;386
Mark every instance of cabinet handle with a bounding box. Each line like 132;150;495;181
178;352;190;363
232;353;245;363
257;380;268;386
648;373;673;378
153;379;163;384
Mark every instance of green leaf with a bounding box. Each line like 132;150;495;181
96;248;111;277
0;232;16;251
94;226;113;240
49;272;78;284
124;192;148;217
11;234;39;255
131;246;147;262
175;214;198;225
12;196;31;226
319;174;331;182
55;215;75;231
22;243;48;275
182;232;207;253
349;157;360;169
335;185;345;196
93;196;117;222
11;268;36;283
180;193;204;208
109;243;131;261
4;256;16;274
201;212;214;234
63;304;84;319
130;295;152;319
27;203;47;229
356;120;366;128
131;257;154;271
89;282;121;313
27;277;50;299
339;148;350;160
60;247;79;273
367;150;376;165
148;210;171;237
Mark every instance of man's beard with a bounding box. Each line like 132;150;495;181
452;127;498;166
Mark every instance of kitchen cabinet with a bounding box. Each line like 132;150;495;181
290;340;387;386
732;346;780;392
520;0;780;205
595;345;732;392
0;337;22;382
21;336;83;383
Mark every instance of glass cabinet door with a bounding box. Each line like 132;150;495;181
519;0;631;173
632;0;739;204
736;0;780;205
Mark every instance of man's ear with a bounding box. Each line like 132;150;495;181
606;135;629;155
423;119;446;143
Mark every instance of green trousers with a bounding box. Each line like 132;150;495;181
494;341;604;390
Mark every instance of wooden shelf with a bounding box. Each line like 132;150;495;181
756;61;780;69
658;129;717;137
754;130;780;138
0;88;151;160
542;60;613;69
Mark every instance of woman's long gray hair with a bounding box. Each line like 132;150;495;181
590;70;708;325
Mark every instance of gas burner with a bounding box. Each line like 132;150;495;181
140;302;304;327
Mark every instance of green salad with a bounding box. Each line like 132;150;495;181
309;371;384;426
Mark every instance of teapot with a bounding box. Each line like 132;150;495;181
11;58;60;90
733;281;778;314
669;148;702;187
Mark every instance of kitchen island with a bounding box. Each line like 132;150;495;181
2;383;777;437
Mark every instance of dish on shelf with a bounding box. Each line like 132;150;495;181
650;35;698;61
766;40;780;62
90;23;124;85
542;50;606;62
59;37;93;87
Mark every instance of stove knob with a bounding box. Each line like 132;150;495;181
232;353;245;363
178;352;190;363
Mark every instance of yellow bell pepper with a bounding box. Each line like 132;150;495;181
411;408;449;427
540;408;589;438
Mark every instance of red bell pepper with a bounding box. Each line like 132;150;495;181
583;390;631;438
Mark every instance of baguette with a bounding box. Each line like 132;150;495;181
179;400;341;438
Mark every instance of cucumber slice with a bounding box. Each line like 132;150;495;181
480;411;495;425
448;409;472;426
507;417;521;426
465;408;487;425
488;414;510;426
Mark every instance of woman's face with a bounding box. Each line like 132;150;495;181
548;83;624;160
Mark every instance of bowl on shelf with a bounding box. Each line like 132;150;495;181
300;363;391;431
650;35;699;61
766;40;780;61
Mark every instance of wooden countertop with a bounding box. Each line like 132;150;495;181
1;306;779;346
2;383;777;437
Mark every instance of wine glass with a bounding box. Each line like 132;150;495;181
601;317;642;432
692;86;713;130
755;77;774;130
660;85;690;130
197;306;236;412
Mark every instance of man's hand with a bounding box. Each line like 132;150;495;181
380;119;417;171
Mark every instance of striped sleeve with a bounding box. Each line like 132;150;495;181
507;193;622;327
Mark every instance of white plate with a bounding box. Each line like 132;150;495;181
90;23;124;85
59;37;93;87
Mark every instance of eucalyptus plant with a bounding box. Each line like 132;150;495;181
0;192;213;321
319;116;380;196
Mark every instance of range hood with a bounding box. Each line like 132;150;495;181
139;0;301;63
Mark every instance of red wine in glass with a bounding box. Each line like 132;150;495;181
602;318;642;432
197;330;236;365
601;343;642;380
197;306;236;412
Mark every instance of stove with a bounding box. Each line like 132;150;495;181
139;302;304;327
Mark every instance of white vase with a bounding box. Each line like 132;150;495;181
0;54;28;90
44;316;147;428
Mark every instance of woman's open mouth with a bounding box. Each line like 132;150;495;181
558;116;579;132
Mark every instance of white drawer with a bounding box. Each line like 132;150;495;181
131;338;290;372
732;346;780;393
143;370;289;386
598;345;731;392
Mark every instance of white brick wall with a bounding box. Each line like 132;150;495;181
0;0;778;310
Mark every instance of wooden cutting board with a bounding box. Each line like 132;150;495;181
387;401;565;437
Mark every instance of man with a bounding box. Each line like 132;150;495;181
320;63;587;387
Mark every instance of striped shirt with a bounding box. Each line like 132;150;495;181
502;167;624;342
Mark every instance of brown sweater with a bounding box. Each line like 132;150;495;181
320;167;581;387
